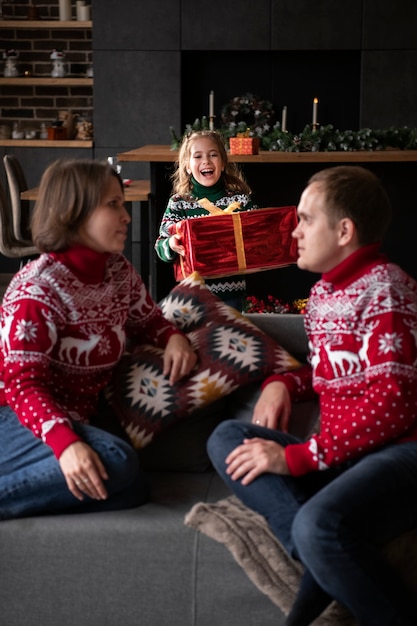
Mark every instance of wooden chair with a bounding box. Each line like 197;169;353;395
0;177;38;259
3;154;33;243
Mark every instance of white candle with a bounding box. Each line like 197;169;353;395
78;4;90;20
312;98;318;125
281;106;287;132
59;0;72;21
209;90;214;130
76;1;86;20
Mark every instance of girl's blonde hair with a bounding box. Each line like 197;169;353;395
171;130;252;197
31;158;123;252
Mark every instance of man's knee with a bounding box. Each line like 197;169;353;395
292;499;337;562
207;419;246;464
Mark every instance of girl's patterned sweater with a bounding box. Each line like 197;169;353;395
264;244;417;476
0;246;183;459
155;177;256;302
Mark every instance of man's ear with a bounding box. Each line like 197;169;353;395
338;217;356;246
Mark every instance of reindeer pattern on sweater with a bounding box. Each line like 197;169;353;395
0;248;181;458
266;248;417;476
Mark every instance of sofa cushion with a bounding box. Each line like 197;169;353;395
106;272;301;450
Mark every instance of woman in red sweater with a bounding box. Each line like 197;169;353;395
0;158;197;519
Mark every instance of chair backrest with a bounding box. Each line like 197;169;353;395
3;154;32;242
0;177;38;259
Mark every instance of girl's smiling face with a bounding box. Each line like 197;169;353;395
187;136;224;187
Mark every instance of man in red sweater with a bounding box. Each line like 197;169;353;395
208;165;417;626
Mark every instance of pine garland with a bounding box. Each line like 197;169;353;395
170;119;417;152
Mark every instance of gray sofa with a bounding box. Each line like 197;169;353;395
0;314;312;626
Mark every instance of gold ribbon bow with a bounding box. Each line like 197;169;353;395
197;198;247;272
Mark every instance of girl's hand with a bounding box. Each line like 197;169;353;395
252;381;292;431
163;333;198;385
225;438;289;485
169;234;185;256
59;441;109;501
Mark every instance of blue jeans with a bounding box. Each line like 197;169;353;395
207;420;417;626
0;406;148;520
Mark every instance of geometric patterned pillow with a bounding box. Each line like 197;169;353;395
105;272;301;449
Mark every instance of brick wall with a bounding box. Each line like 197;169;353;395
0;0;92;134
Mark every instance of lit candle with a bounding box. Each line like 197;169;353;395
281;105;287;132
209;90;214;130
312;98;318;125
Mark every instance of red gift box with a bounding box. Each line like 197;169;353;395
229;137;260;155
172;206;299;281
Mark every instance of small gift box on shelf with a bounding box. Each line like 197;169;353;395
229;137;261;155
171;205;299;281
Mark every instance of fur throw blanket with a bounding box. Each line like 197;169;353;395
185;495;417;626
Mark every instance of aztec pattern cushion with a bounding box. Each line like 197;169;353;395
106;272;301;449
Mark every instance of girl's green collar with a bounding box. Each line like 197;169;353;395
191;175;226;202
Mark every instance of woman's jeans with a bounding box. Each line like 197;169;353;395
0;406;148;520
207;420;417;626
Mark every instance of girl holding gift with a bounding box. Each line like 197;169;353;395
0;158;197;520
155;130;257;310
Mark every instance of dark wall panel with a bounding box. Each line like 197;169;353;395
363;0;417;49
93;51;181;148
181;0;271;50
361;51;417;128
93;0;180;51
271;0;363;50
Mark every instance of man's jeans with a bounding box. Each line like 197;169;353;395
0;406;147;520
207;420;417;626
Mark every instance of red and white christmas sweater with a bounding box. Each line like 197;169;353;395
0;246;183;459
264;244;417;476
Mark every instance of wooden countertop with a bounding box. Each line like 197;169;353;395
117;145;417;163
21;179;150;202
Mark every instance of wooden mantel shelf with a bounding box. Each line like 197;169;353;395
0;77;93;86
0;139;92;148
0;20;92;28
118;145;417;164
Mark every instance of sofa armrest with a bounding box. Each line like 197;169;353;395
245;313;308;362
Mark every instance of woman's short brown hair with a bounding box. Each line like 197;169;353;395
31;158;123;252
308;165;392;246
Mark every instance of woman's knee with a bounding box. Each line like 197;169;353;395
79;425;140;484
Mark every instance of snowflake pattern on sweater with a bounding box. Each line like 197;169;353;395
265;246;417;476
0;248;182;459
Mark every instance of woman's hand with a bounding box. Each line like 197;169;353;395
59;441;109;501
226;438;289;485
169;234;185;256
163;333;198;385
252;380;292;431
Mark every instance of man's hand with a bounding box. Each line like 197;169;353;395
225;438;290;485
252;380;292;431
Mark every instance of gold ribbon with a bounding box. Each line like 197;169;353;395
177;198;247;275
199;198;241;215
232;213;246;272
199;198;247;272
